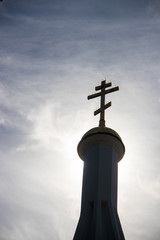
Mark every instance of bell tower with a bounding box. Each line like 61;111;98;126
73;80;125;240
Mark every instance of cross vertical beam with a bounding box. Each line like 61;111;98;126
99;81;106;127
87;80;119;127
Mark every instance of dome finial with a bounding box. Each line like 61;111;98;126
87;80;119;127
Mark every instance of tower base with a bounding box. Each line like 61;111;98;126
73;200;125;240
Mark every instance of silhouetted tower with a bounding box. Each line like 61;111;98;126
73;80;125;240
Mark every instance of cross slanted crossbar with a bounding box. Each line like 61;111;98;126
87;80;119;127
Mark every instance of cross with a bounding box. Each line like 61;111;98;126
87;80;119;127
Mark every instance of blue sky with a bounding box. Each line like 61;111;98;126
0;0;160;239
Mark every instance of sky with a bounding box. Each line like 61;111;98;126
0;0;160;239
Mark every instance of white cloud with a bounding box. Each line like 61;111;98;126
0;0;160;239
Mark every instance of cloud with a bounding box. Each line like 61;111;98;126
0;0;160;239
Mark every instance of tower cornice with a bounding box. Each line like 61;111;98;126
78;127;125;161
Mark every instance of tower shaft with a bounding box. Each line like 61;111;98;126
73;127;125;240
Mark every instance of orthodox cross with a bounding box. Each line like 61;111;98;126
87;80;119;127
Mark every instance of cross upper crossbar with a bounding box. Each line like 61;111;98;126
95;81;112;91
87;80;119;127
